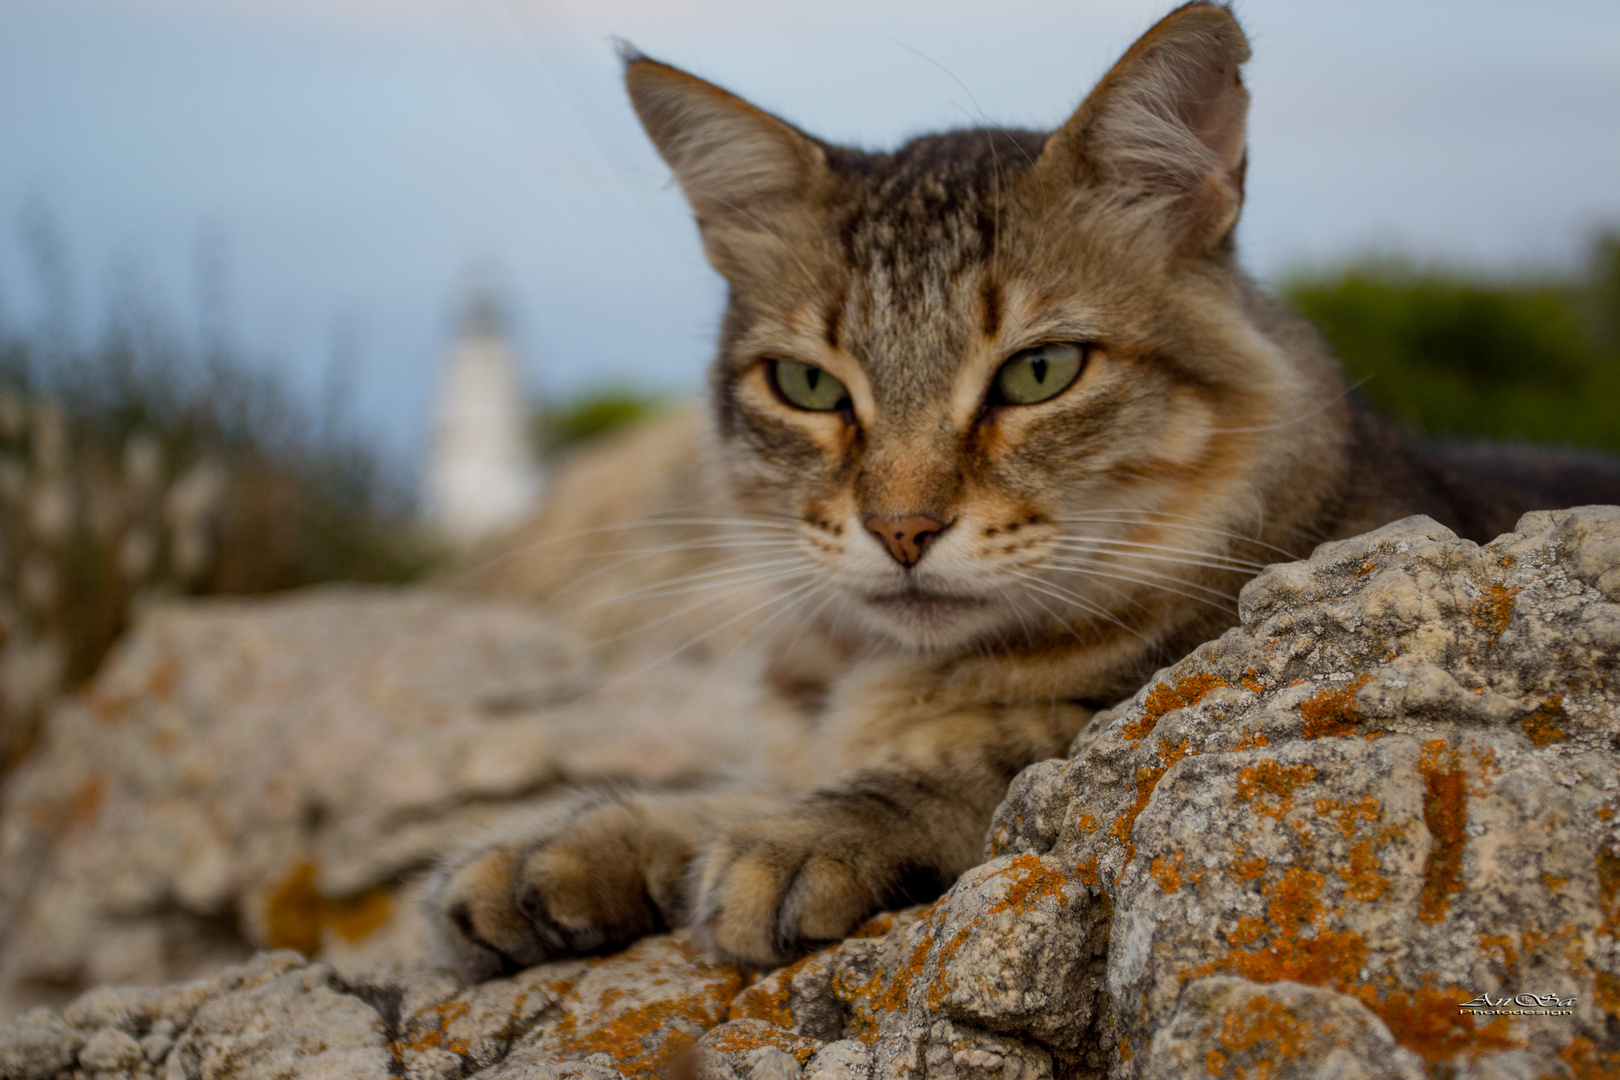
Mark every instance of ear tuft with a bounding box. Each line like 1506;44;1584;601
624;56;825;276
1040;3;1252;253
613;38;648;69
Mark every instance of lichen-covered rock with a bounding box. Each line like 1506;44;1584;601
708;509;1620;1078
1143;977;1427;1080
0;936;745;1079
2;508;1617;1078
0;588;798;1016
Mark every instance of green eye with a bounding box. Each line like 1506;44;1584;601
771;359;851;412
993;343;1086;405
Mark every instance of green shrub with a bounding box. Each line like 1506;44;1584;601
1283;236;1620;454
534;391;665;454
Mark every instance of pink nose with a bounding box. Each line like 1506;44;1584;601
864;516;947;568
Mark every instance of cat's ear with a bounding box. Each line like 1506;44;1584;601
623;48;826;278
1036;3;1251;254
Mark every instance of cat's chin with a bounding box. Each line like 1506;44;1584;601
856;587;1001;651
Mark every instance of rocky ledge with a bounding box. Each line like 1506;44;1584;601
2;507;1618;1079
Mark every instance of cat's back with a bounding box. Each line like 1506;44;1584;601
1337;405;1620;545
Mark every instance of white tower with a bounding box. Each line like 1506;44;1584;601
424;290;541;547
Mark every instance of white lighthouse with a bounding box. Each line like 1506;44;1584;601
424;290;541;547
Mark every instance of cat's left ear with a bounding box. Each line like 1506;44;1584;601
1036;3;1251;255
623;48;827;280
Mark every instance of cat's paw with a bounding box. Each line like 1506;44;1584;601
692;806;949;967
424;799;686;981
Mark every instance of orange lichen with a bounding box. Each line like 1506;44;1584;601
1560;1036;1620;1080
873;929;934;1020
1235;759;1317;820
1157;736;1193;771
1076;855;1099;886
1417;740;1468;924
1233;727;1268;751
1269;867;1327;933
1523;695;1568;746
550;946;746;1077
1217;995;1313;1066
1595;971;1619;1019
263;861;392;956
1111;763;1166;865
1371;987;1522;1064
1476;933;1519;973
702;1022;820;1066
852;911;897;938
1544;873;1569;895
1074;813;1100;835
147;657;182;698
1600;807;1614;822
1313;796;1381;839
728;953;817;1027
405;1000;474;1057
1338;841;1388;902
1199;926;1368;989
1151;851;1185;894
1229;845;1267;884
1225;915;1267;947
1205;1048;1226;1074
1469;583;1521;638
1241;667;1266;693
1299;673;1372;739
1599;848;1620;937
1122;673;1230;744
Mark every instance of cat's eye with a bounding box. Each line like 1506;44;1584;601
993;343;1087;406
770;359;851;412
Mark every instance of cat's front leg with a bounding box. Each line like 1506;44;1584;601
424;787;767;981
691;694;1093;967
691;764;1015;967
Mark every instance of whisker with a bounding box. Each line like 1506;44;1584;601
1004;569;1147;643
578;559;812;608
1051;538;1267;574
443;514;802;588
586;573;814;650
602;577;826;689
1206;376;1372;434
1055;511;1303;560
1034;559;1239;613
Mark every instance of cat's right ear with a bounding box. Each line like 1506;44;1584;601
622;48;827;280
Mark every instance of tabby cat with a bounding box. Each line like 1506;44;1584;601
426;2;1620;977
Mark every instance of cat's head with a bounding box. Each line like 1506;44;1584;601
624;4;1345;654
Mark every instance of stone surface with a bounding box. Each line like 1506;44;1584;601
0;587;802;1016
2;507;1618;1079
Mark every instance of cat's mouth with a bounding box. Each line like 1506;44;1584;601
865;587;987;618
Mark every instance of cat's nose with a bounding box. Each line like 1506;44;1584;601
864;516;948;568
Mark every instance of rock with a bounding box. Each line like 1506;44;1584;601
710;509;1620;1077
1143;977;1427;1080
0;936;744;1079
1;507;1617;1078
0;587;804;1015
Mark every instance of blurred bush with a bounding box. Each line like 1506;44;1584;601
1284;233;1620;453
532;390;665;455
0;271;434;771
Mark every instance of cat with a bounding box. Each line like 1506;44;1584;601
425;1;1620;978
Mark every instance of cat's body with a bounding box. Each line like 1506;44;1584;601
427;3;1620;977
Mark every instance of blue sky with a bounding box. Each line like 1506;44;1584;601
2;0;1618;467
